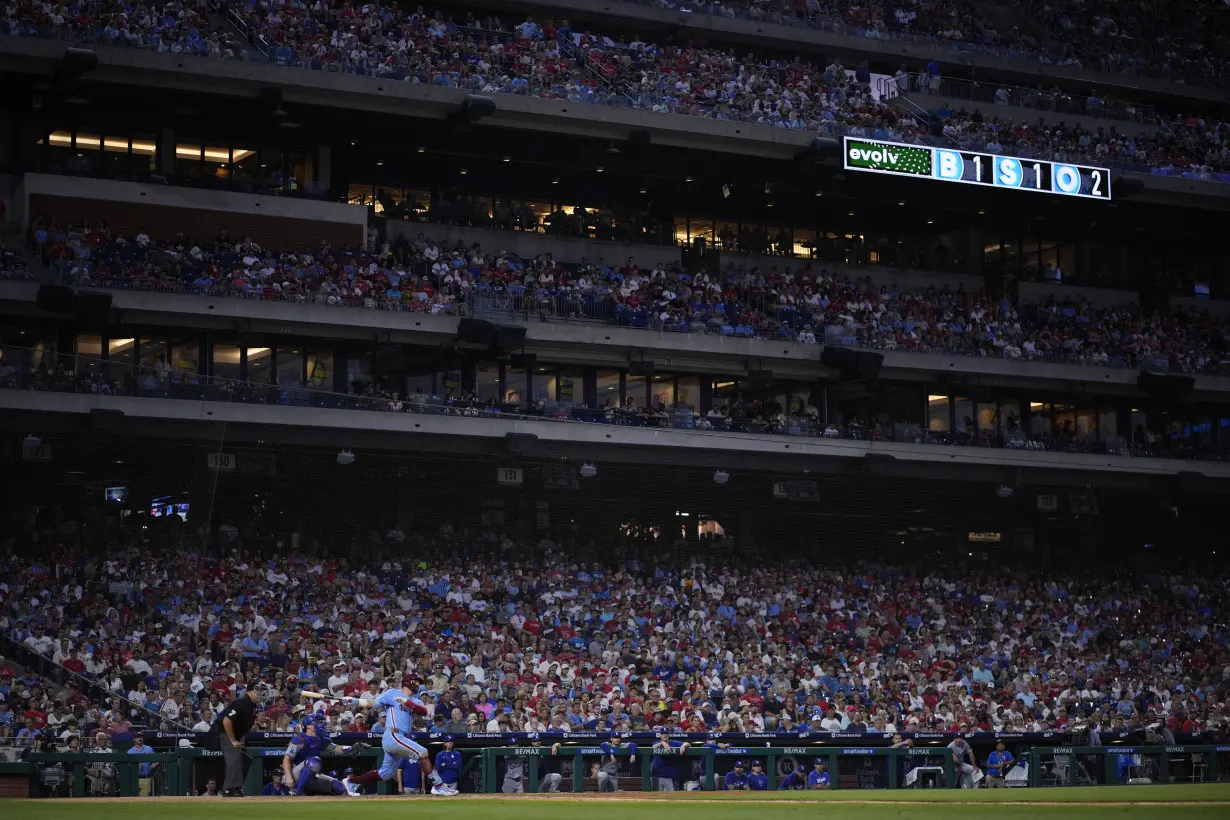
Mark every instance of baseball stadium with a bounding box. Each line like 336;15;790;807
1;0;1230;818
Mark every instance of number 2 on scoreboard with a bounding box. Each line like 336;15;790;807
1091;171;1103;197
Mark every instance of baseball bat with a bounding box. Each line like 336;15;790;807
300;691;342;702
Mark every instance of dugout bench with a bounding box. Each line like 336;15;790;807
1027;744;1226;787
480;744;961;792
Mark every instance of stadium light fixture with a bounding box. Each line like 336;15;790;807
714;470;730;485
337;450;356;466
580;463;597;478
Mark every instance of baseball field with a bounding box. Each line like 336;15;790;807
8;785;1230;820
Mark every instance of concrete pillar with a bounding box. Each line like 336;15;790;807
0;112;16;168
316;144;331;192
158;129;176;176
700;376;713;414
965;225;984;276
583;367;597;408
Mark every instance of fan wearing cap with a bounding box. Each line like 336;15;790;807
723;759;751;790
332;676;457;797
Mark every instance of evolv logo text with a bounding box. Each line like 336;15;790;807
848;147;899;165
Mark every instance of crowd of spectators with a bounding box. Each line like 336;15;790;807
625;0;1230;90
3;2;1230;179
31;216;1230;375
1;534;1227;750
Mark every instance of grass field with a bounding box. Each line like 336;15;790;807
9;785;1230;820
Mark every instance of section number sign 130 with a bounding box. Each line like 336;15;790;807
843;137;1111;200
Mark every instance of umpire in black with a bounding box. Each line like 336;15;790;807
207;687;265;796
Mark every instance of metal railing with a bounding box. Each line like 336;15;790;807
558;36;638;107
878;73;1158;125
218;0;270;61
0;345;1218;461
39;250;1230;377
7;743;1227;796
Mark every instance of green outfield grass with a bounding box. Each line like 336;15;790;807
8;785;1230;820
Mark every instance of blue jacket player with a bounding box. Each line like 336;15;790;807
596;734;638;792
808;759;832;790
746;761;768;790
261;770;290;796
723;760;750;790
650;728;690;791
434;738;462;789
777;765;807;790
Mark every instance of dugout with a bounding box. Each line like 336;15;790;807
482;745;962;791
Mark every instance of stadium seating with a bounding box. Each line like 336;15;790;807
3;3;1229;181
29;217;1230;377
1;540;1226;745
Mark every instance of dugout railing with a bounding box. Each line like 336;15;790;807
1027;745;1225;787
479;744;1230;792
21;752;181;797
482;744;956;791
2;744;1227;797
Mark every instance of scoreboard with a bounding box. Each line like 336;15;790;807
843;137;1111;200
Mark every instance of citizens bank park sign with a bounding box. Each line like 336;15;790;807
843;137;1111;200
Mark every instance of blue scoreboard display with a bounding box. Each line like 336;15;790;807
843;137;1111;200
